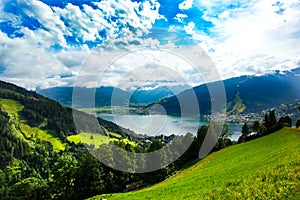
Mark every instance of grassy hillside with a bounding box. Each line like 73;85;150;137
67;132;111;147
0;99;66;152
91;127;300;199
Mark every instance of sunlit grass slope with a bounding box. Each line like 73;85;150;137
67;132;111;147
91;128;300;200
0;99;66;152
67;132;136;148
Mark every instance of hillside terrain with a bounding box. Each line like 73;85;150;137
1;80;299;200
91;127;300;199
0;80;192;199
152;68;300;115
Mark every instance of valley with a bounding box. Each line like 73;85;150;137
0;70;299;200
1;1;300;199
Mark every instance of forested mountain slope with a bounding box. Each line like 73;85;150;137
152;68;300;115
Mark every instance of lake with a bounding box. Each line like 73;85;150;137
98;114;243;141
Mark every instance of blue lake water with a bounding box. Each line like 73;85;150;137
98;114;243;141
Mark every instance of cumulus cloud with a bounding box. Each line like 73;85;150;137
193;0;300;79
174;13;188;23
0;0;299;90
184;22;195;34
74;46;211;90
0;0;163;89
179;0;194;10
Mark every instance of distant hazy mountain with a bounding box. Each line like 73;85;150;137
37;86;135;108
37;85;190;108
150;68;300;115
130;85;191;104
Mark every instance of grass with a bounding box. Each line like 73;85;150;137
66;132;135;148
0;98;65;152
106;131;122;138
0;98;24;120
90;127;300;200
119;138;138;147
227;92;246;115
20;123;65;152
67;132;111;148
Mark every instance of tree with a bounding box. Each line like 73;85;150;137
269;110;277;128
73;154;105;199
197;125;208;146
296;118;300;128
264;110;277;132
211;123;233;150
219;124;233;140
264;114;269;128
50;154;78;199
242;123;250;137
258;124;267;135
148;139;163;152
251;120;260;132
10;177;49;200
278;116;292;128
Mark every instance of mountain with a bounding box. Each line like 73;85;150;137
130;85;191;105
36;86;136;108
37;85;191;107
150;68;300;115
91;127;300;199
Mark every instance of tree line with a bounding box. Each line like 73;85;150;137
239;109;298;143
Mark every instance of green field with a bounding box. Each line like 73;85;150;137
90;128;300;199
67;132;111;148
67;132;136;148
0;98;66;152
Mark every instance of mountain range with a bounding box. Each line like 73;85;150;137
36;68;300;115
36;85;190;107
151;68;300;115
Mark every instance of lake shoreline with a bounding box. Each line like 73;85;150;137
98;114;243;141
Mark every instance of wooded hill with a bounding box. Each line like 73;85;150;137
151;68;300;115
0;80;205;199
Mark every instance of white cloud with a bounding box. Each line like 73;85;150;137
74;46;209;90
1;0;299;90
179;0;193;10
218;10;230;19
0;0;163;89
184;22;195;34
16;0;68;47
193;0;300;79
174;13;188;23
0;30;75;89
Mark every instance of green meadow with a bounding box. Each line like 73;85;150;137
67;132;136;148
67;132;111;148
0;99;66;152
91;127;300;199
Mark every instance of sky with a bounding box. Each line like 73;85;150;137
0;0;300;90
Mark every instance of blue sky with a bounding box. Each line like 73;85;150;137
0;0;300;90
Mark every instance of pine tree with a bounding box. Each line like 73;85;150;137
242;123;250;137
